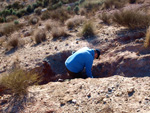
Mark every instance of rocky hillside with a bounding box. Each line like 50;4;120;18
1;76;150;113
0;0;150;112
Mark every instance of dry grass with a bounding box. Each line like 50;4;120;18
6;15;18;22
0;22;24;35
41;10;51;20
103;0;126;9
144;27;150;48
99;12;111;24
112;10;150;29
29;16;39;25
65;15;85;29
51;27;67;39
81;21;95;38
45;21;60;31
34;30;46;44
50;8;70;23
7;37;20;49
0;68;42;96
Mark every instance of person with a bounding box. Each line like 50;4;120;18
65;47;101;78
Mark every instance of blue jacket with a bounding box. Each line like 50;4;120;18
65;47;94;78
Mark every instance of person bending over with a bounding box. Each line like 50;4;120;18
65;47;101;78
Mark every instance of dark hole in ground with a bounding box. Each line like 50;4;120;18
31;49;150;84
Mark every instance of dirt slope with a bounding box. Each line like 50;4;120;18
1;76;150;113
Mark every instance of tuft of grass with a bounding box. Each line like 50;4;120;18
34;30;46;44
112;10;150;29
103;0;126;9
144;27;150;48
6;15;18;22
34;7;42;15
45;21;60;31
81;21;95;38
7;37;19;49
50;8;70;23
99;12;111;24
29;16;39;25
65;15;85;29
0;68;42;96
0;22;24;35
51;27;67;39
41;10;51;20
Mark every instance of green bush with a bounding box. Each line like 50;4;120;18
0;16;5;23
14;20;19;25
67;6;71;12
26;5;34;13
16;9;27;18
34;7;42;15
74;6;79;14
32;3;38;9
0;68;42;96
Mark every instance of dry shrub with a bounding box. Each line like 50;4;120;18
144;27;150;48
34;30;46;44
0;22;24;35
112;10;150;29
45;21;60;31
81;21;95;38
41;10;51;20
51;27;67;39
99;12;111;24
29;16;39;25
103;0;126;9
6;15;18;22
65;15;85;29
7;37;19;49
0;68;42;96
50;8;70;23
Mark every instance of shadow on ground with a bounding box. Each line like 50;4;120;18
0;94;34;113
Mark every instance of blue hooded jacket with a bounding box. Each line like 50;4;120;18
65;47;94;78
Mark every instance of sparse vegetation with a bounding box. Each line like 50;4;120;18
103;0;126;9
112;10;150;29
0;22;24;35
6;15;18;22
144;27;150;48
0;68;42;96
45;21;60;31
51;27;67;39
41;10;51;20
7;37;19;49
99;12;111;24
49;8;70;23
14;20;19;25
34;30;46;44
29;16;39;25
34;7;42;15
81;21;95;38
65;15;85;29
